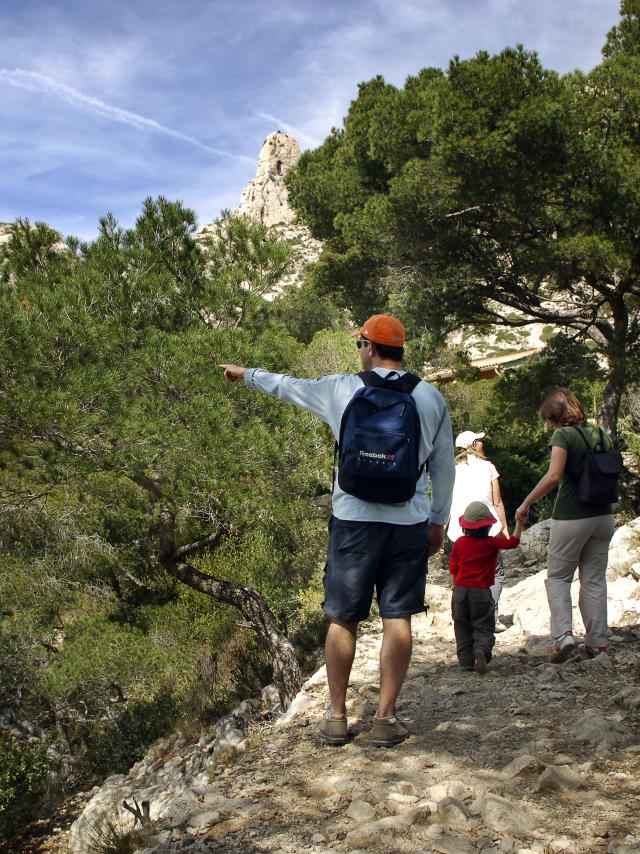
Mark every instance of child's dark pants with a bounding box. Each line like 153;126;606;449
451;586;496;668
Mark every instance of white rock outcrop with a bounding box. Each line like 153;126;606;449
197;131;322;298
514;518;551;563
235;131;301;227
68;698;260;853
608;517;640;580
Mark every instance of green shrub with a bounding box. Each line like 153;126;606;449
83;690;177;778
0;733;55;841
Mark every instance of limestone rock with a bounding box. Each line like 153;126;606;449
425;780;476;803
275;689;320;727
436;796;472;830
547;838;579;854
197;131;323;298
428;829;476;854
261;683;282;707
345;815;411;848
502;754;542;778
573;710;633;752
517;519;552;562
479;794;537;835
69;775;132;852
346;799;376;821
535;765;585;793
607;518;640;580
0;223;13;245
236;131;301;227
612;686;640;710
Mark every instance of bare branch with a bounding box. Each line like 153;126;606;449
131;473;165;499
174;526;234;559
123;797;150;826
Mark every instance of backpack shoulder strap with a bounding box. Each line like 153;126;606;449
358;370;386;389
358;370;421;393
597;427;608;451
573;424;594;450
574;424;611;452
397;372;421;393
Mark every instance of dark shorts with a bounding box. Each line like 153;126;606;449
323;517;430;622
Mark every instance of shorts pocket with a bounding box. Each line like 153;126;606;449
332;520;371;555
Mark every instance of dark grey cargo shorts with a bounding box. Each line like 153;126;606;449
323;516;430;622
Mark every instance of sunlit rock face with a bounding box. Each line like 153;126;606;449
236;131;302;227
198;131;322;298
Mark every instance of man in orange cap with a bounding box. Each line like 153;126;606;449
221;314;455;746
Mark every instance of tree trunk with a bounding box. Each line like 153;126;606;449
168;561;302;705
598;377;622;438
156;507;301;705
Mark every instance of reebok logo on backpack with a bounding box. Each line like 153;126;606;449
337;371;424;503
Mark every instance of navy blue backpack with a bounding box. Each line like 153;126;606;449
336;370;424;503
573;425;623;505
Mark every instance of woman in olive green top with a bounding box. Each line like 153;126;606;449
515;388;615;663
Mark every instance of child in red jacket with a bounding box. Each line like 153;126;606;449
450;501;523;674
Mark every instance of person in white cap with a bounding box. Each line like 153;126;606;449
447;431;510;631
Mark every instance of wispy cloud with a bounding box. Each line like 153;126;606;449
0;68;253;163
252;109;319;148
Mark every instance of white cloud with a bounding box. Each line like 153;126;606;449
0;68;253;163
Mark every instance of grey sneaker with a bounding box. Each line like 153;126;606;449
372;716;409;747
494;620;508;633
319;710;348;745
474;648;488;675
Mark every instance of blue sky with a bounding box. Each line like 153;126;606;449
0;0;622;240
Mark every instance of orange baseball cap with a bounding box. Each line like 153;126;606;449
355;314;405;347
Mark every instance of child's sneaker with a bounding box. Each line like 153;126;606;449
474;649;488;675
549;631;576;663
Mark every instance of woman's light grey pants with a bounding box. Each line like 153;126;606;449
545;515;615;649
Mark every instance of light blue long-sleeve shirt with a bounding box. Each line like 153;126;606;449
244;366;455;526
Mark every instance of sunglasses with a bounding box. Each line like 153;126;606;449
356;339;371;349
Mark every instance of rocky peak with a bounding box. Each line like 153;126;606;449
198;131;322;298
235;131;302;227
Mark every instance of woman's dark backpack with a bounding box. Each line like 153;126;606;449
336;370;424;503
573;425;623;505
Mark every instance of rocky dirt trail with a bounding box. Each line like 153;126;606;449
11;519;640;854
67;558;640;854
180;608;640;854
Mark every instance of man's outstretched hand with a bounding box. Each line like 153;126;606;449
219;364;246;383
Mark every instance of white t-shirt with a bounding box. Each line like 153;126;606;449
447;455;501;542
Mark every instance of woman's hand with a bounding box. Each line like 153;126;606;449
515;502;530;524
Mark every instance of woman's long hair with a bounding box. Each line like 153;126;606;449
455;445;487;465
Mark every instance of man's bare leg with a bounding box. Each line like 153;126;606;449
377;616;412;719
325;618;358;716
